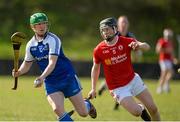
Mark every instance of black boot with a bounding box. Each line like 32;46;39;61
113;102;120;110
68;110;74;116
98;85;106;96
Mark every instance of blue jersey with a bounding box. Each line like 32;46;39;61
25;32;75;84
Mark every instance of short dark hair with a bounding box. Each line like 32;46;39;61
99;17;117;30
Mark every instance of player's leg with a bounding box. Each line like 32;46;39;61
47;92;73;121
69;92;88;117
136;89;161;121
138;103;151;121
129;73;152;121
111;79;148;121
69;90;97;118
163;62;173;93
67;75;97;118
163;70;172;92
120;96;151;121
120;96;143;117
157;61;167;94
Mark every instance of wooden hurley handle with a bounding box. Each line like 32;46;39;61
12;77;18;90
12;49;19;90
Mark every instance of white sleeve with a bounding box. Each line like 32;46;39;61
49;37;61;55
24;42;35;61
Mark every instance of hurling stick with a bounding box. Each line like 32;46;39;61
11;32;26;90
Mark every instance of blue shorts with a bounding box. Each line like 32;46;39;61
44;75;82;98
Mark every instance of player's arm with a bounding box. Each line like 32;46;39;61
171;46;178;64
91;62;101;90
12;61;33;77
12;43;34;77
129;40;150;51
18;61;33;75
155;42;163;53
137;41;150;51
36;37;60;83
37;55;58;81
156;42;171;54
155;40;171;54
89;61;101;99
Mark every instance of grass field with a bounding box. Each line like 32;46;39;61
0;76;180;121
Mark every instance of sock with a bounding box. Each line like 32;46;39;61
114;102;119;110
163;82;170;92
138;104;151;121
58;112;73;122
141;109;151;121
84;100;91;112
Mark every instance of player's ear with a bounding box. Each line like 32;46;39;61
30;25;35;32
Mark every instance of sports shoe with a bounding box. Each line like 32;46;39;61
98;83;107;96
156;86;162;94
98;89;103;96
113;102;120;110
163;83;170;93
84;98;97;119
67;110;74;116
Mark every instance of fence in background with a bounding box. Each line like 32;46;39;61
1;60;180;80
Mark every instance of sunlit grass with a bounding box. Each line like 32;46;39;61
0;76;180;121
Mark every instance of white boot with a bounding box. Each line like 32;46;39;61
163;83;170;93
156;86;162;94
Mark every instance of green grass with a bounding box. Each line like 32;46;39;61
0;76;180;121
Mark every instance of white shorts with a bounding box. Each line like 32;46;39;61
110;73;147;104
159;60;173;71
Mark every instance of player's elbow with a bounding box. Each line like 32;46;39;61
141;43;150;51
145;44;150;51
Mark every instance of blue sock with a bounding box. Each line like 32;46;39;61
84;100;91;112
58;112;73;122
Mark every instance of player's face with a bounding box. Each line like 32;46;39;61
163;29;173;40
118;18;129;34
31;22;48;36
100;26;115;40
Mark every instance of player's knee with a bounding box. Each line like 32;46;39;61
78;113;88;117
76;108;89;117
77;110;88;117
131;109;142;117
130;107;142;117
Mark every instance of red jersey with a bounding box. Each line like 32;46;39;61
93;36;135;90
156;38;173;61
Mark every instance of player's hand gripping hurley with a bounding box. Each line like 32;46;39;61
11;32;26;90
